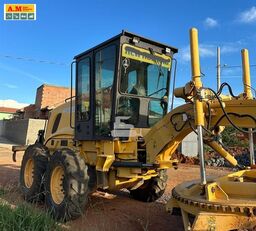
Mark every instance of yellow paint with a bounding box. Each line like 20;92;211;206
193;213;256;231
24;158;34;188
5;4;35;13
190;28;204;126
50;166;65;205
206;141;238;166
122;44;171;69
206;182;229;201
241;49;253;99
170;170;256;230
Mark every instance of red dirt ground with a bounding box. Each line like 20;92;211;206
0;142;231;231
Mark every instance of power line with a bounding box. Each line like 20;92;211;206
0;54;69;66
221;75;256;78
221;64;256;68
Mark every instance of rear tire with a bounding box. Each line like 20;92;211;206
20;143;48;202
45;149;90;221
87;165;97;192
130;169;168;202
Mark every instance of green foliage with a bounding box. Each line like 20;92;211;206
0;203;61;231
221;127;248;147
203;144;213;153
0;189;6;196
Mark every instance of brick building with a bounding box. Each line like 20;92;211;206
20;84;74;119
0;107;18;120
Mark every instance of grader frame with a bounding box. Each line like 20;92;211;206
18;27;256;228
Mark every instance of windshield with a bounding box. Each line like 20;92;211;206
120;44;171;99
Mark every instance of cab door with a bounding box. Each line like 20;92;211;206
75;54;93;140
94;45;117;138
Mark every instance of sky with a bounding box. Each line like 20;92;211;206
1;0;256;108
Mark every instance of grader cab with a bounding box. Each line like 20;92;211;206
73;31;177;139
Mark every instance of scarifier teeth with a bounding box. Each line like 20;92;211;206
172;188;256;216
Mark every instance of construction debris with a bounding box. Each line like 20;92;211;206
171;152;199;165
205;147;252;167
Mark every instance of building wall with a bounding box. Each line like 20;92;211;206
0;120;4;136
3;119;46;145
24;104;37;119
0;112;13;120
26;119;46;144
4;119;29;144
36;85;72;109
35;85;43;109
181;132;198;157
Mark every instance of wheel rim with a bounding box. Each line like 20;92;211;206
24;158;34;188
50;166;65;205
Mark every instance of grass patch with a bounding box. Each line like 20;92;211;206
0;203;62;231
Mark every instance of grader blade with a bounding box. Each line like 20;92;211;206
192;212;256;231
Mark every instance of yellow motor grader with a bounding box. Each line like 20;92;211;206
18;28;256;230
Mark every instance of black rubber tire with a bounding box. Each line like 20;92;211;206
87;165;97;192
20;143;48;202
45;149;89;221
130;169;168;202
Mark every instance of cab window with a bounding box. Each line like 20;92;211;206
95;45;116;136
77;57;90;121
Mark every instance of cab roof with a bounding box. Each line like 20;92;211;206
74;30;178;60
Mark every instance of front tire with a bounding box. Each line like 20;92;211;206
130;169;168;202
45;149;89;221
20;143;48;202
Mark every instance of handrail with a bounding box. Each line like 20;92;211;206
70;61;76;129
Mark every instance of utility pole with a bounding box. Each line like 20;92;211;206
217;47;221;91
